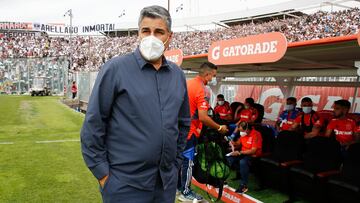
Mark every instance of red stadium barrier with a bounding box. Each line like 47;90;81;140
288;34;358;48
192;178;261;203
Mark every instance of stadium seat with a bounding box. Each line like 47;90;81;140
347;113;360;123
250;124;276;184
253;124;276;155
257;131;305;191
286;136;342;203
317;110;334;136
327;143;360;203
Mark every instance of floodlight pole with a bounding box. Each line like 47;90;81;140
351;76;360;113
69;9;73;82
64;9;73;97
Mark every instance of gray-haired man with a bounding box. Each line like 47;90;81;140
81;5;190;203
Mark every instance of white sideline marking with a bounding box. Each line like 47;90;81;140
0;142;14;145
35;139;79;144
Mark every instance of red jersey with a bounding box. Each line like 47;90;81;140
236;129;262;157
187;76;209;140
239;107;258;122
327;117;357;145
294;111;324;134
214;101;231;120
356;125;360;133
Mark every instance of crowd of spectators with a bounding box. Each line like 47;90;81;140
0;8;359;72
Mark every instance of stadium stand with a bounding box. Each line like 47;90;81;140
0;8;359;72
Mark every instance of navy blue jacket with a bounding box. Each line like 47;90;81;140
81;48;190;190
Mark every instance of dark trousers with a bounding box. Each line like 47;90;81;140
178;134;197;193
72;92;77;99
340;145;349;160
100;171;177;203
226;155;251;186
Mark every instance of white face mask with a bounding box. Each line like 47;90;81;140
302;106;312;114
208;77;217;86
285;104;295;111
139;35;165;62
217;101;224;106
240;131;248;137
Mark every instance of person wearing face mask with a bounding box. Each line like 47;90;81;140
291;97;324;139
325;100;359;156
225;98;259;141
240;98;258;123
81;6;191;203
276;97;300;132
226;121;262;194
214;94;232;121
178;62;229;202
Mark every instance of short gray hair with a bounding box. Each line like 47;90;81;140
138;5;172;31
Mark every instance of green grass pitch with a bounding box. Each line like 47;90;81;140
0;95;299;203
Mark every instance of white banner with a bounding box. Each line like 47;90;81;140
0;22;116;34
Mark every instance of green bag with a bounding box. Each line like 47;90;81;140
197;142;230;179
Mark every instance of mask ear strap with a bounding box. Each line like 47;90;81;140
163;36;170;47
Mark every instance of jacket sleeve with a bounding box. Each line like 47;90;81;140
80;60;119;180
175;72;191;169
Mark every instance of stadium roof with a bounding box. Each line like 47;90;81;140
181;35;360;81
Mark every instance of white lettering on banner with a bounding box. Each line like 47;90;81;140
0;22;30;29
0;31;37;38
212;46;220;60
34;23;115;34
270;41;278;53
223;191;241;203
165;55;179;63
39;24;79;34
221;41;278;58
0;21;116;34
205;185;241;203
208;32;287;65
82;24;115;33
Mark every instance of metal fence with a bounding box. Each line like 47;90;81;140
75;71;98;102
0;57;69;95
73;71;237;107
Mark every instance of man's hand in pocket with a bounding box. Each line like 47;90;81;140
99;175;109;188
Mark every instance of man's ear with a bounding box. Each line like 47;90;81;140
169;31;173;40
165;31;173;50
